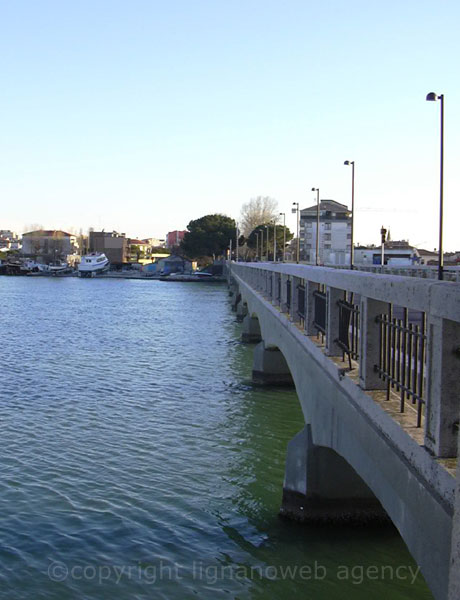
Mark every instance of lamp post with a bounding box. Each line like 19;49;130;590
273;218;277;262
344;161;355;270
279;212;286;262
311;188;320;265
265;225;269;261
235;222;239;262
380;226;387;272
292;203;300;263
426;92;445;281
255;232;259;261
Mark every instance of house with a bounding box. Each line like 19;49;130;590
156;254;195;274
89;231;129;265
166;230;186;249
354;241;420;266
300;200;351;265
21;230;76;261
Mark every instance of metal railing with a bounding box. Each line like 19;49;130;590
375;309;426;427
230;261;460;457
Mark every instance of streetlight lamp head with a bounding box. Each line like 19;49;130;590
426;92;437;101
344;160;350;165
311;187;315;191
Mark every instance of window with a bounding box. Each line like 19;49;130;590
347;234;351;239
306;243;312;249
306;232;312;239
324;234;331;241
324;223;331;230
306;222;312;228
324;244;331;249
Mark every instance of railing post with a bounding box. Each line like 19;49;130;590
326;286;342;356
359;297;387;390
291;277;300;323
304;281;318;335
425;315;460;457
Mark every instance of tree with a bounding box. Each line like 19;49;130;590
247;224;293;260
239;196;279;236
180;214;236;259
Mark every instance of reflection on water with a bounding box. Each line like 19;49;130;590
0;278;432;599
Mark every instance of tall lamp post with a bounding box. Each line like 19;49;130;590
279;212;286;262
273;218;277;262
265;225;269;261
426;92;445;281
344;161;355;270
292;203;300;263
235;222;239;262
311;188;320;265
255;232;259;261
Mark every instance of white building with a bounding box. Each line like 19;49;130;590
300;200;351;265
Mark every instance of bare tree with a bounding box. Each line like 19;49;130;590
239;196;278;236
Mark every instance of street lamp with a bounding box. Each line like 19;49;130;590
292;203;300;263
426;92;445;281
255;232;259;261
311;188;320;266
265;225;269;261
235;222;239;262
273;218;277;262
344;161;355;270
279;212;286;262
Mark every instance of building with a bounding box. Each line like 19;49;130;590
166;230;186;249
300;200;351;265
156;254;195;274
21;230;76;261
354;241;420;266
89;231;129;265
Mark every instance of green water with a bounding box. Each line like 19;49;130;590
0;277;432;599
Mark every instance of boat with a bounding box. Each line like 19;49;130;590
160;271;224;282
78;253;110;277
48;261;71;275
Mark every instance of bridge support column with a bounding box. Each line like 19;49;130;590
359;297;387;390
280;425;388;524
236;302;248;322
230;292;241;312
252;342;293;386
241;315;262;343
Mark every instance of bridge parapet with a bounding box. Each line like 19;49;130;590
231;262;460;459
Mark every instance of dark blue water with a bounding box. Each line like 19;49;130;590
0;278;432;599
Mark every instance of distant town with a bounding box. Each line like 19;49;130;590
1;197;459;278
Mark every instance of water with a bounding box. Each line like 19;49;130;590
0;277;432;599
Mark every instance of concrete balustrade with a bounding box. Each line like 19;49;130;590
227;261;460;600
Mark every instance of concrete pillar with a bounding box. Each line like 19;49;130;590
230;292;241;312
359;297;387;390
252;341;293;386
241;315;262;344
326;286;342;357
448;431;460;599
425;316;460;457
304;281;318;335
236;301;248;323
280;425;388;523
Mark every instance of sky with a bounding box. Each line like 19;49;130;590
0;0;459;250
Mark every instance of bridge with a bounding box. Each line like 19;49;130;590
227;262;460;600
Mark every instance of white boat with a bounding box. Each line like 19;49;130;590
48;261;70;274
78;253;109;277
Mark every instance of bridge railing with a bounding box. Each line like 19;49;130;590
231;262;460;459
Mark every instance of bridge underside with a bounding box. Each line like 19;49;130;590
231;273;454;600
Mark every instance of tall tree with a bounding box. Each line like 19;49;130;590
239;196;278;236
246;224;293;260
181;214;236;259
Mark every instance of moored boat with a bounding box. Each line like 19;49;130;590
78;253;109;277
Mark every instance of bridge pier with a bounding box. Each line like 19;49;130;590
236;301;248;322
281;425;388;524
252;342;294;386
241;315;262;343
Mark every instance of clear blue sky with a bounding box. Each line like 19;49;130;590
1;0;459;250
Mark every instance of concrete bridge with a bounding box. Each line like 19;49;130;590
227;262;460;600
